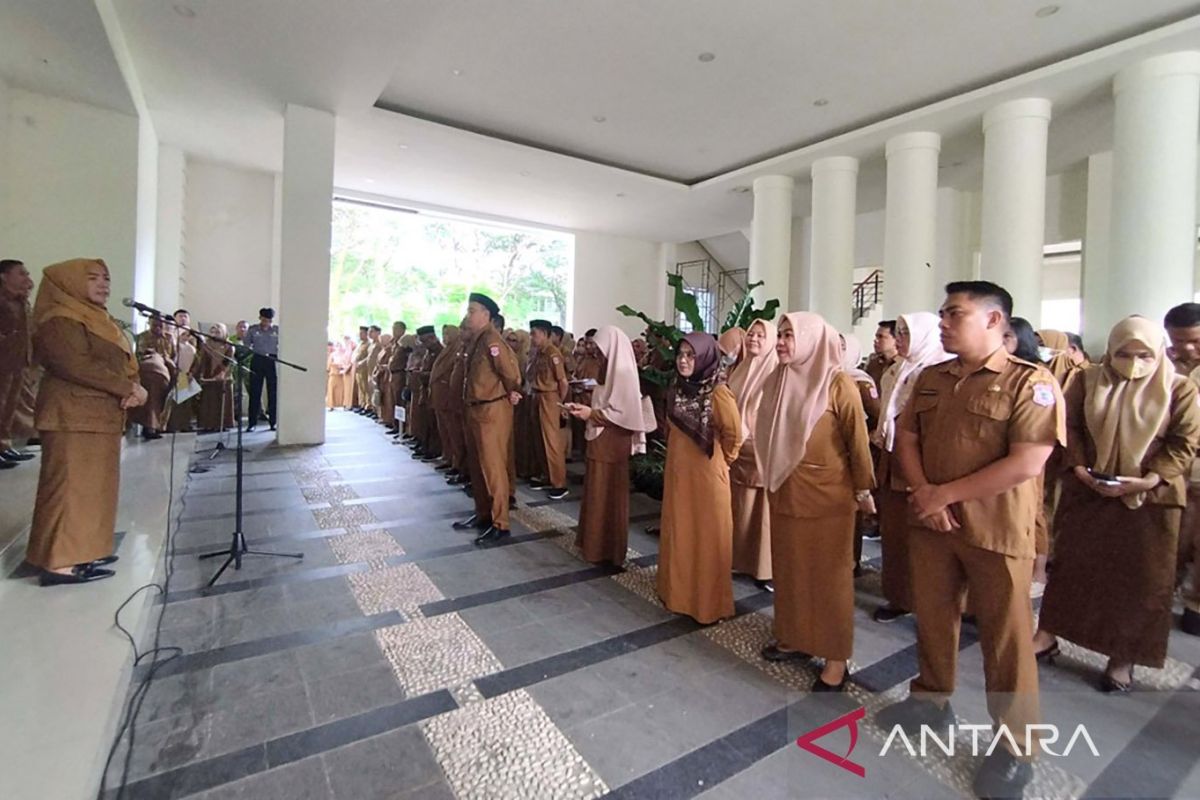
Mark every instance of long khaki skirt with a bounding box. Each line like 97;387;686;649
26;430;120;569
771;509;856;661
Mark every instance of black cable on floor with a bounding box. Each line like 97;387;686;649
96;430;184;800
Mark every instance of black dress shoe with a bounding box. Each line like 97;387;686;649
243;426;256;433
547;487;569;500
90;555;119;567
1182;607;1200;636
1098;671;1133;693
0;460;16;470
474;526;511;546
754;579;774;593
1034;641;1060;665
875;696;955;739
812;674;850;693
142;430;163;440
421;454;441;463
761;644;810;662
872;605;911;623
452;515;491;531
508;496;517;509
528;477;548;489
2;449;35;462
39;564;115;586
434;463;452;471
972;747;1033;800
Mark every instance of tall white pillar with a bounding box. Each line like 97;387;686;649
656;242;677;322
278;104;335;446
154;146;185;315
883;132;940;315
1081;152;1113;355
1108;52;1200;331
979;98;1052;323
810;156;858;331
133;115;159;321
748;175;794;306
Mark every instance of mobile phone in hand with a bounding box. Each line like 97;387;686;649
1086;469;1123;487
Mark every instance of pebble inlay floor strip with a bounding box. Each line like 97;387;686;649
376;613;503;696
422;689;608;800
348;562;444;616
326;529;405;564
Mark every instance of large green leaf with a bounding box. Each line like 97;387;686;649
666;273;706;333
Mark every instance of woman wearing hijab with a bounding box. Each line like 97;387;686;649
567;326;655;569
1037;329;1084;392
164;329;198;433
131;314;174;440
657;332;743;623
871;312;948;622
757;312;875;690
840;334;880;430
718;326;745;370
194;323;234;431
1033;317;1200;692
25;259;147;585
728;319;778;589
326;341;343;410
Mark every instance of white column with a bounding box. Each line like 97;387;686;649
1108;52;1200;331
883;132;940;315
809;156;858;331
656;242;677;322
133;115;158;321
270;172;283;312
748;175;794;305
788;216;811;311
979;98;1052;323
278;104;335;446
1081;152;1113;355
154;146;185;315
934;187;972;291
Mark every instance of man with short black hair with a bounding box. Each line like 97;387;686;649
866;320;898;387
351;326;370;411
0;259;35;467
1165;302;1200;375
1064;332;1088;366
878;280;1063;799
1165;302;1200;636
243;307;280;431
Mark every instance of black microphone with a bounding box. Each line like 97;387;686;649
121;297;165;317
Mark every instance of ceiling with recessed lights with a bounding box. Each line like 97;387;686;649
371;0;1199;183
3;0;1200;244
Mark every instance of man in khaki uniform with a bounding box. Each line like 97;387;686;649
351;326;370;412
363;325;383;417
0;259;35;468
412;325;443;461
444;325;474;485
452;293;521;545
526;319;569;499
1165;302;1200;636
866;319;898;387
880;281;1064;800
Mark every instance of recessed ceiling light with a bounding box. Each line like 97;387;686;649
398;143;409;149
698;52;716;63
616;192;626;198
519;170;531;177
451;68;464;77
813;98;829;107
592;114;607;123
1035;4;1060;17
172;3;196;17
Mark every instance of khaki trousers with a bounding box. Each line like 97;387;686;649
908;527;1040;758
466;399;514;530
535;392;567;488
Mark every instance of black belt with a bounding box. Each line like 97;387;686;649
467;396;506;406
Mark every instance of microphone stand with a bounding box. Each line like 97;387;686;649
128;307;305;585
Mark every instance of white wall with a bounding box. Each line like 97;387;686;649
572;231;664;337
0;87;138;311
182;158;276;328
154;146;185;313
133;115;158;308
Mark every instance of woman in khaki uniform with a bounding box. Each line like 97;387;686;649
757;312;875;690
26;259;146;585
728;319;778;589
131;315;174;439
568;326;654;568
657;332;743;624
1034;317;1200;692
194;323;234;431
325;341;344;410
871;312;947;622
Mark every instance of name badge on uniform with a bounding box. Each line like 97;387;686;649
868;385;878;399
489;345;500;357
1032;382;1056;407
553;356;561;365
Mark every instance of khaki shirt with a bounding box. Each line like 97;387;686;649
866;353;895;389
0;293;32;372
465;326;520;403
36;319;137;434
898;347;1065;558
353;341;370;375
529;343;567;394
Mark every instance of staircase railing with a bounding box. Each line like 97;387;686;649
852;269;883;323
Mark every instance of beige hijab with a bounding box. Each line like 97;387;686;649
756;312;842;493
33;258;138;378
1038;328;1078;388
1084;316;1176;509
839;333;874;384
874;312;948;451
727;319;778;440
587;325;656;454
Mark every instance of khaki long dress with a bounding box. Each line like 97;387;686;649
657;384;742;624
730;437;771;580
769;373;875;661
26;319;137;569
194;344;235;431
131;331;174;431
876;448;912;611
1039;375;1200;667
577;412;635;566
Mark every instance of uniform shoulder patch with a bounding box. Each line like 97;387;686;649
868;385;879;399
1031;382;1056;407
489;344;500;358
552;356;561;365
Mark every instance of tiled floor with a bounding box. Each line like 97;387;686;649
92;411;1200;799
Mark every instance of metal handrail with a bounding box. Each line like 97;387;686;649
852;269;883;323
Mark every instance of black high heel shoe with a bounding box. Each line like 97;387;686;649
1099;671;1133;694
1034;641;1060;665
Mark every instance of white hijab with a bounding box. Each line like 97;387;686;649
873;312;949;451
588;326;656;454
